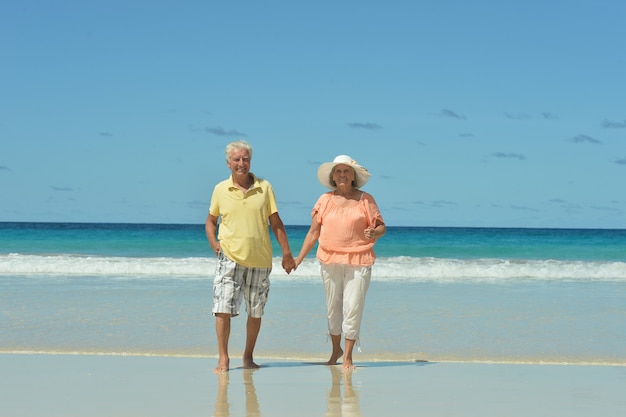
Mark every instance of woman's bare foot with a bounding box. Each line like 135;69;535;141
342;339;357;370
326;348;344;365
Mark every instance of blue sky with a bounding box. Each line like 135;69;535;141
2;0;625;228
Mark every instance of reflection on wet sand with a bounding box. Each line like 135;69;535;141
214;371;230;417
212;363;369;417
243;369;261;417
325;366;362;417
213;369;261;417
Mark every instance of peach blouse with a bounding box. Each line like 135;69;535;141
313;191;384;266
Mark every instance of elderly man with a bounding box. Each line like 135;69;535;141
205;140;295;372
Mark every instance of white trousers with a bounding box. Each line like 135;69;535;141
320;263;372;341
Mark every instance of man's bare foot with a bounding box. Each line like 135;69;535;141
325;348;344;365
214;356;230;373
342;360;356;371
243;357;261;369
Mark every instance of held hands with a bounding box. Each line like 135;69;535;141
282;254;296;274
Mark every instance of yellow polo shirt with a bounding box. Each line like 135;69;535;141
209;173;278;268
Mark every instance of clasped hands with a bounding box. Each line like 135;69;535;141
282;254;296;274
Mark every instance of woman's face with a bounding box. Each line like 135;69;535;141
332;164;355;187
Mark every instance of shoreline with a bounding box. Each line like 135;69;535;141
2;353;625;417
2;350;625;367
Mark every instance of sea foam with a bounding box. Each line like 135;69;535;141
2;253;625;283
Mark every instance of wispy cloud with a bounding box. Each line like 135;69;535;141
568;134;601;144
590;205;621;212
441;109;466;120
505;112;531;120
50;186;74;192
550;198;582;210
205;126;247;137
277;200;307;208
402;200;460;209
392;203;417;212
541;112;558;119
492;152;526;160
347;122;382;130
0;165;9;171
431;200;457;208
615;158;626;165
511;205;538;212
186;200;208;209
378;174;394;179
99;132;114;137
601;119;626;128
458;133;474;138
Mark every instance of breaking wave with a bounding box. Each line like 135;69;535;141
2;253;625;283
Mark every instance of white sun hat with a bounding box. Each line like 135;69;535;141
317;155;371;189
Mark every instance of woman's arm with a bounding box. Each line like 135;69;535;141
295;217;322;267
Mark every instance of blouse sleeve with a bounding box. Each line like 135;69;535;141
312;192;332;221
363;192;384;227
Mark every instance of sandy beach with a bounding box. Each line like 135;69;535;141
2;353;625;417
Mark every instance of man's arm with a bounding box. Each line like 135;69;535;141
268;212;296;274
205;213;220;256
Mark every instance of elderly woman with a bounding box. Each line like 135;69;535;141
295;155;386;370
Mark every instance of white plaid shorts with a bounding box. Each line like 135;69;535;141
212;251;271;318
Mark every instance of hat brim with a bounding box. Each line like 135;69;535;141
317;161;371;190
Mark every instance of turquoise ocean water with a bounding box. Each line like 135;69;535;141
1;222;625;365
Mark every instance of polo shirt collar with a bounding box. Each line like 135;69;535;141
228;173;259;191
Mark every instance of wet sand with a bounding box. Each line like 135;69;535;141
1;354;625;416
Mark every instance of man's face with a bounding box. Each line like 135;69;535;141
227;148;251;176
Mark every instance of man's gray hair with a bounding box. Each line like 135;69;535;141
225;140;253;162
